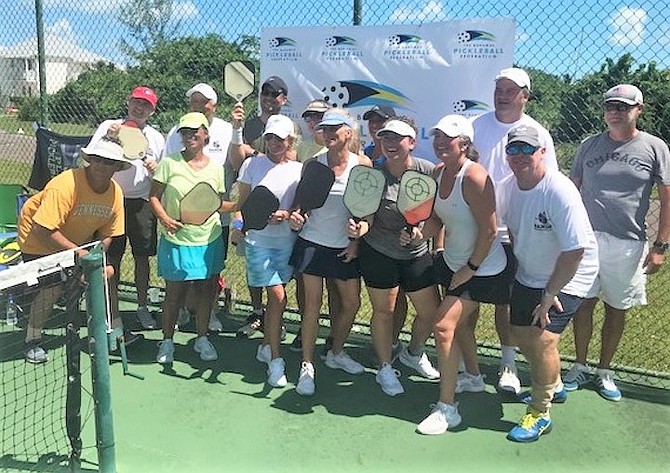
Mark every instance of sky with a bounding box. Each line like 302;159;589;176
1;0;669;78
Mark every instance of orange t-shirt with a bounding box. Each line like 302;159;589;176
19;168;125;255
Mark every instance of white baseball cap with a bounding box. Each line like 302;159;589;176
263;115;296;139
375;120;416;139
430;115;474;140
604;84;644;105
495;67;531;91
186;83;218;105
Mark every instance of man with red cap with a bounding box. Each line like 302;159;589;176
88;86;165;338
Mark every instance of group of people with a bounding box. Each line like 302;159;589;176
16;67;669;443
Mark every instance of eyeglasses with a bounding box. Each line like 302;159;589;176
303;113;324;123
603;102;635;112
261;87;283;98
505;143;538;156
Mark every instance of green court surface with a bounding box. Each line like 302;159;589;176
3;308;670;473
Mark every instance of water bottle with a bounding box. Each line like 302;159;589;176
6;295;18;326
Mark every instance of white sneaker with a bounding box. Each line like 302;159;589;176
324;349;365;374
177;307;191;328
156;339;174;364
194;336;218;361
455;372;486;393
498;364;521;394
256;343;271;365
376;363;404;396
208;311;223;332
416;401;462;435
136;306;156;329
267;357;288;388
563;362;591;391
296;361;315;396
398;346;440;379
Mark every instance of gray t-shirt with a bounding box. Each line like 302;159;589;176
570;131;670;240
363;157;435;260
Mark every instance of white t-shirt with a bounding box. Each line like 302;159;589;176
472;111;558;242
89;119;165;200
498;170;599;297
238;155;302;249
164;116;233;167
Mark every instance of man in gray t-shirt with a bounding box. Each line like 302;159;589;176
566;84;670;401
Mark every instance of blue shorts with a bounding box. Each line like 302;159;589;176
245;243;294;287
158;237;225;282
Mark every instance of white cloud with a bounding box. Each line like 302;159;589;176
608;7;647;46
389;1;448;23
46;18;78;42
173;1;198;20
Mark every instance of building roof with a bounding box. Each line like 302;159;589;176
0;34;107;63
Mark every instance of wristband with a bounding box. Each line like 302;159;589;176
231;219;244;231
231;128;244;145
466;259;479;271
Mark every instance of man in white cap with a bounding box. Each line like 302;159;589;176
498;125;598;442
566;84;670;401
296;99;330;161
470;67;559;395
164;83;234;332
89;86;165;335
20;137;129;363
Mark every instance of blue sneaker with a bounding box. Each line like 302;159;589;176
595;369;622;402
518;387;567;405
563;363;590;391
507;409;552;442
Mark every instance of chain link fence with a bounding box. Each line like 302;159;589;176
1;0;669;387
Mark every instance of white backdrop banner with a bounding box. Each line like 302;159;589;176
260;19;516;160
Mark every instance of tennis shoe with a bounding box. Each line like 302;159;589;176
156;339;174;364
376;363;404;396
236;312;264;339
267;357;288;388
194;336;218;361
25;341;48;364
256;343;271;364
296;361;315;396
136;306;156;330
507;408;552;442
398;346;439;379
324;349;364;374
416;401;462;435
455;372;486;393
596;369;622;402
563;362;590;391
208;311;223;332
498;364;521;394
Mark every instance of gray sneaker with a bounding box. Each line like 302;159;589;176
25;341;48;364
136;306;156;330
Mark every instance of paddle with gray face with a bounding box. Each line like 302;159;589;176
343;165;385;238
223;61;256;102
179;181;222;225
397;169;437;236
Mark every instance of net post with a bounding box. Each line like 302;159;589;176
81;248;117;473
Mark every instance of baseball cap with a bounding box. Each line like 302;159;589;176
430;115;474;140
263;115;296;139
507;125;541;148
362;105;397;121
262;76;288;96
375;120;416;139
178;112;209;131
301;99;331;117
495;68;531;91
603;84;644;105
81;139;132;171
130;86;158;108
187;83;218;104
316;110;357;129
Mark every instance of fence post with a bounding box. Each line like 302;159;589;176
81;250;116;473
353;0;363;25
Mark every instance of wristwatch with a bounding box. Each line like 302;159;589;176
652;241;669;253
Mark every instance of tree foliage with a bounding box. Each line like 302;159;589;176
117;0;183;59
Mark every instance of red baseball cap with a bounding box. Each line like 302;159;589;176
130;86;158;108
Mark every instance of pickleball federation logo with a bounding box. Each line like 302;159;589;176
384;34;431;60
320;80;411;110
453;29;503;60
265;36;301;62
322;36;363;61
453;100;490;113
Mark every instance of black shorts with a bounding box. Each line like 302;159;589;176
433;254;511;304
107;198;157;267
290;237;359;280
501;242;517;279
509;281;583;334
358;239;435;292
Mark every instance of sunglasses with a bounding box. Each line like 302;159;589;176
265;133;286;142
303;113;324;123
506;143;538;156
319;124;344;132
261;87;283;98
89;155;121;167
603;102;635;112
